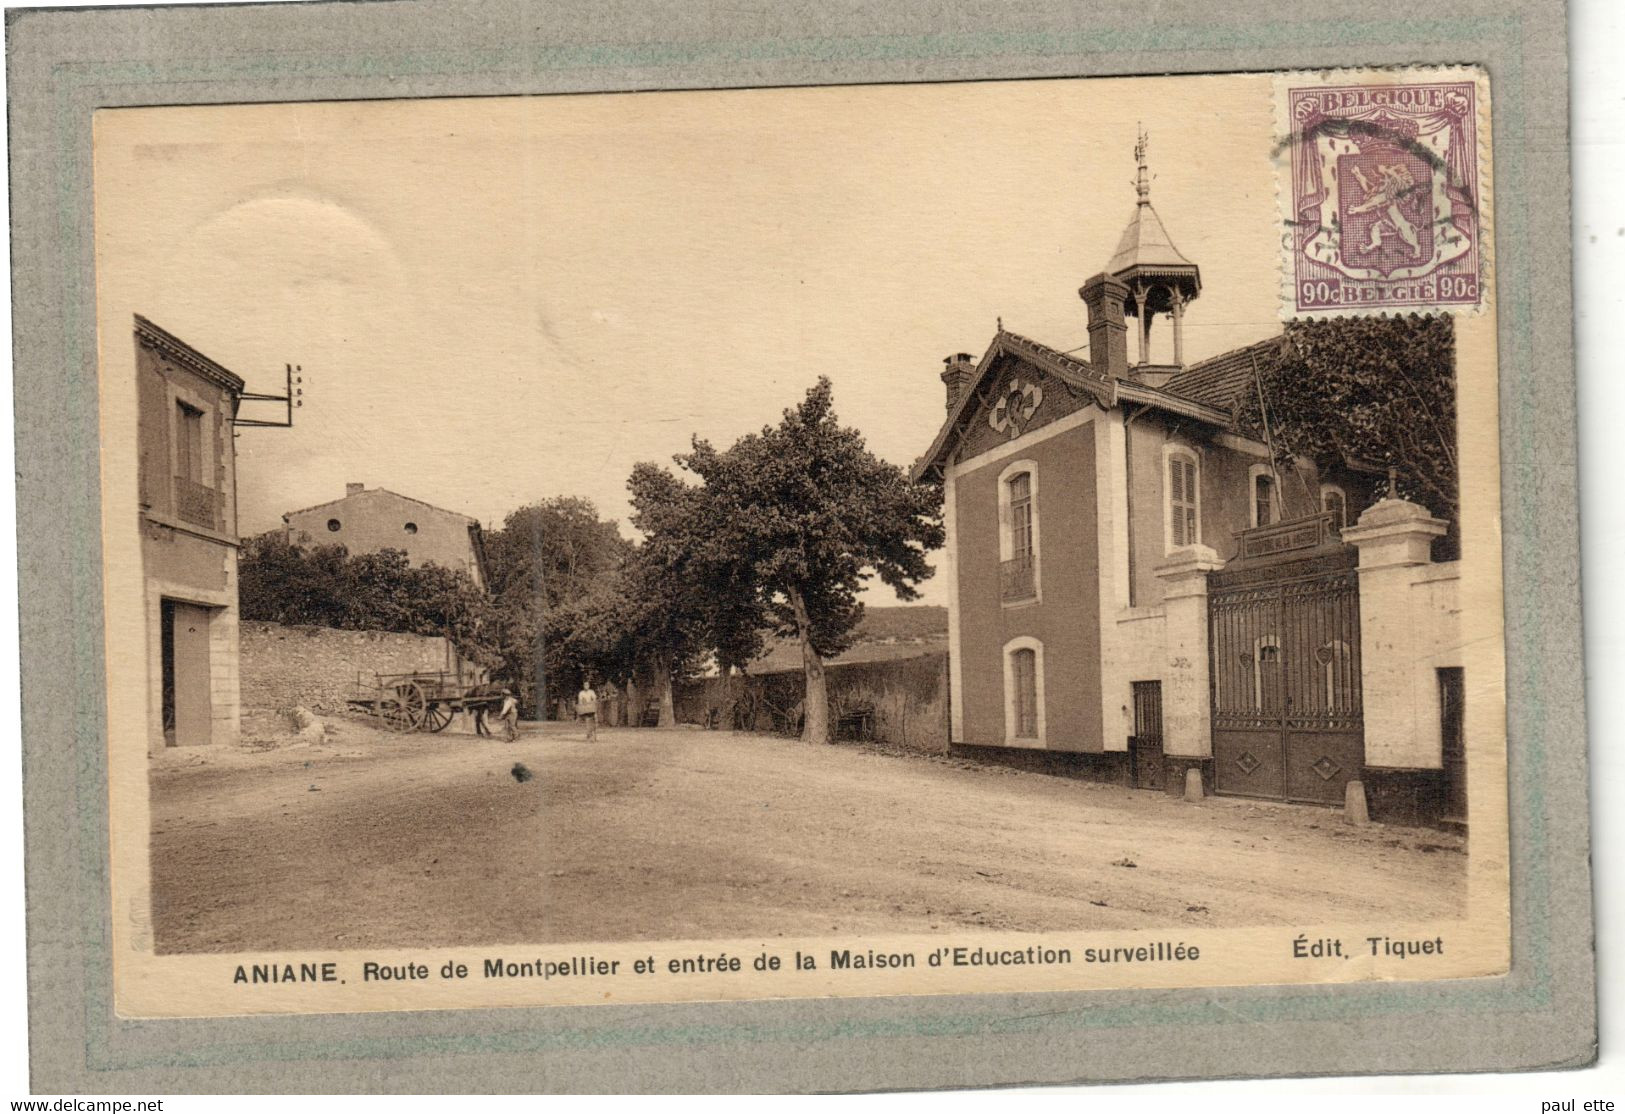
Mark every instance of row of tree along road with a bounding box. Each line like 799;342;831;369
242;377;945;745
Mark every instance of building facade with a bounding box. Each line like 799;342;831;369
914;153;1465;825
136;316;246;753
283;485;490;590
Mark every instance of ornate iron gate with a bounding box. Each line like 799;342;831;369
1209;518;1363;805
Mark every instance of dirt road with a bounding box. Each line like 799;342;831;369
149;720;1465;953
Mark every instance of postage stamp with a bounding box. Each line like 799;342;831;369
1276;68;1491;317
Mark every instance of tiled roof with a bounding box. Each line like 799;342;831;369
912;326;1291;481
1161;336;1282;412
911;329;1114;481
997;330;1111;390
1106;202;1198;276
281;487;479;523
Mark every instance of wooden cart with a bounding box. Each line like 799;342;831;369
346;671;503;734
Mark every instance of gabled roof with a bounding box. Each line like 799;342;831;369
281;487;479;524
911;330;1113;482
1161;336;1282;412
1106;202;1199;277
912;327;1272;483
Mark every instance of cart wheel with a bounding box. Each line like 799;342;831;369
423;702;454;733
382;681;427;733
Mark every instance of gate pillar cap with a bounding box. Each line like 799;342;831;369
1343;499;1447;568
1156;544;1223;581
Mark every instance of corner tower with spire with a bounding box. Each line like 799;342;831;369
1082;127;1202;387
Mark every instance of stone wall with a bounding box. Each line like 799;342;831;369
676;651;950;753
240;621;477;715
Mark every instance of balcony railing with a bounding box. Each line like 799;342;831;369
1001;553;1037;602
173;475;221;530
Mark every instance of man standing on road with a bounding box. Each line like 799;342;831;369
577;681;599;743
498;688;519;742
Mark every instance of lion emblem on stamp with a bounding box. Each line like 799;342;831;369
1278;70;1487;316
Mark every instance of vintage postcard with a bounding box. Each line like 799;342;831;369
89;66;1513;1021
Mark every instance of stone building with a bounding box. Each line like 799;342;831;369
282;485;490;590
135;315;246;752
913;147;1466;825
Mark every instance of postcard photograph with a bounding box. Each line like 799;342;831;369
91;69;1509;1018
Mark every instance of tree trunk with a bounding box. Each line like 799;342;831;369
627;678;643;728
788;585;829;744
655;654;676;727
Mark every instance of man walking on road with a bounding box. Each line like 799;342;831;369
577;681;599;743
498;688;519;742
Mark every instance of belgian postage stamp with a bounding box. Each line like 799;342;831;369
1276;68;1490;317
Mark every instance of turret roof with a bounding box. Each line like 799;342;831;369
1106;200;1199;277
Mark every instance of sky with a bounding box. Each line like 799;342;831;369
93;75;1282;607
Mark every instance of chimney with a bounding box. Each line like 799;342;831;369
1080;272;1130;380
940;353;977;414
346;482;365;497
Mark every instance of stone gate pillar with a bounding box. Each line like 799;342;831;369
1342;498;1450;771
1155;544;1223;790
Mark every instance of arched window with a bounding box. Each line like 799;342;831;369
1002;636;1046;743
1320;485;1348;530
1249;464;1279;528
998;460;1040;603
1164;445;1201;552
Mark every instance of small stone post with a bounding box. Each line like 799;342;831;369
1344;779;1370;825
1184;767;1204;803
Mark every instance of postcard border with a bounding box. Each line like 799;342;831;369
9;0;1591;1093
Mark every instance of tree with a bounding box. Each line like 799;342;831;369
482;498;632;716
650;377;944;744
237;533;501;669
625;463;766;726
1252;315;1458;536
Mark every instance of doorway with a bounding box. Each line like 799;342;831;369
1130;680;1165;791
162;599;214;747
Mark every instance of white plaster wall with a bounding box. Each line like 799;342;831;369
1359;561;1462;769
1095;409;1132;753
1102;606;1167;750
1157;555;1219;758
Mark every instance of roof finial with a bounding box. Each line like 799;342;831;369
997;316;1004;332
1135;123;1150;206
